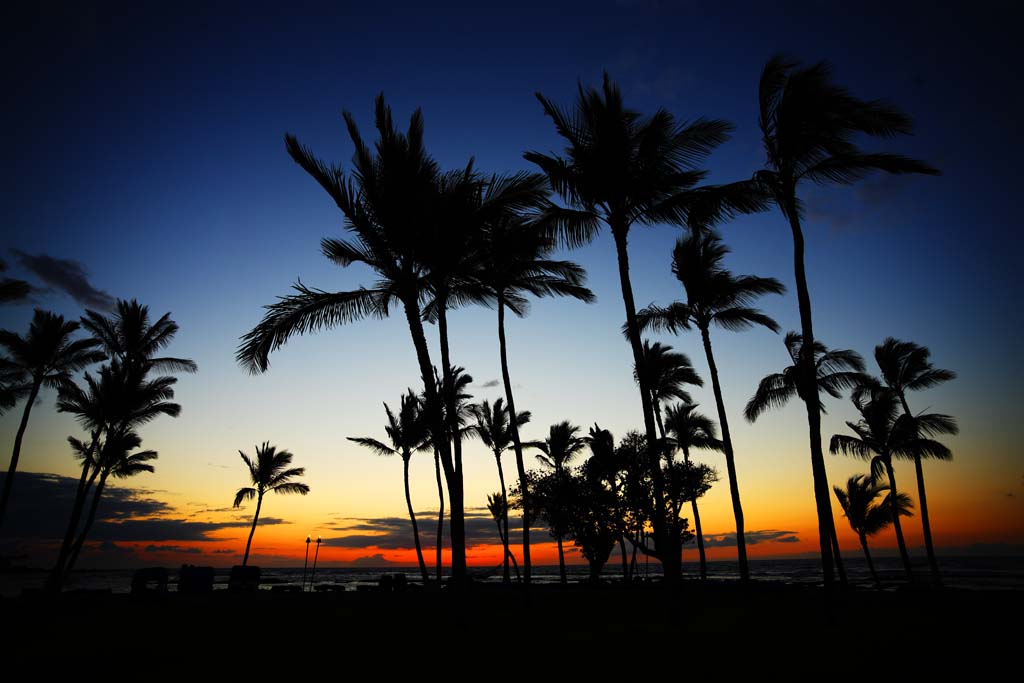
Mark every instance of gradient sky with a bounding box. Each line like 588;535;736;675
1;1;1021;570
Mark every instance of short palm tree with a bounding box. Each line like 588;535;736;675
470;398;531;583
633;341;703;448
526;421;587;584
233;442;309;566
0;310;104;524
527;74;766;583
755;56;939;586
348;391;432;584
874;338;957;583
637;230;784;581
833;474;913;587
486;491;521;581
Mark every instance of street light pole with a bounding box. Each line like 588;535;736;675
309;536;322;591
302;535;311;591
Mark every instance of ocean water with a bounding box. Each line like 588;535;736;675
2;556;1021;597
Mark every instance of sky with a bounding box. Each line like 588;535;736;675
1;1;1021;571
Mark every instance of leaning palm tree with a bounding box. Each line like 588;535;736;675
470;398;531;583
633;341;703;447
526;421;587;584
474;210;594;585
486;491;521;581
637;230;784;581
233;442;310;566
755;56;940;586
527;74;766;582
829;386;949;580
664;403;723;580
0;310;104;524
833;474;913;588
874;338;957;584
348;391;432;584
237;96;471;581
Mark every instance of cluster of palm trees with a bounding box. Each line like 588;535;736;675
0;301;194;589
239;55;951;588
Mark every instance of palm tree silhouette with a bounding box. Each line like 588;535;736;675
633;340;703;444
527;74;765;583
664;403;723;580
233;442;309;566
474;208;594;584
637;230;784;581
470;398;531;583
81;299;198;376
526;421;587;584
833;474;913;587
829;385;949;580
237;96;471;581
348;391;432;584
0;310;103;525
486;491;521;582
873;338;957;584
755;56;940;586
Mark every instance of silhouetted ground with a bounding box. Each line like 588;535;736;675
4;581;1017;658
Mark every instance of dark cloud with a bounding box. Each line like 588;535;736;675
10;249;115;310
479;379;500;389
348;553;397;566
325;508;533;551
144;544;202;554
98;541;131;553
702;530;800;548
212;549;236;555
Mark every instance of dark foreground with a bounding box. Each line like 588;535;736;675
5;581;1019;657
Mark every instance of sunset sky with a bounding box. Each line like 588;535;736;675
1;1;1021;571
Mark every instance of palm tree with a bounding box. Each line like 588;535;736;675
873;338;957;584
664;403;722;580
526;421;587;584
81;299;198;376
829;386;949;580
237;96;471;582
474;209;594;585
633;341;703;446
0;310;104;525
833;474;913;587
486;492;521;581
637;230;784;581
527;74;766;583
755;56;940;586
348;391;431;584
470;398;531;583
233;442;309;566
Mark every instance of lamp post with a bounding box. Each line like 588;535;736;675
302;535;311;591
309;536;322;591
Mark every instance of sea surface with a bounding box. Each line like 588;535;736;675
2;556;1021;597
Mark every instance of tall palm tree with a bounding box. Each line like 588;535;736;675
233;442;310;566
829;386;950;580
527;74;766;583
664;403;722;580
348;391;432;584
486;492;521;582
237;96;471;582
470;398;531;583
633;341;703;446
474;209;594;585
755;56;939;586
637;230;784;581
833;474;913;588
0;310;104;524
873;338;957;584
526;421;587;584
81;299;198;376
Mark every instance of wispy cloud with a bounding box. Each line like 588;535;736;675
10;249;115;310
701;530;800;548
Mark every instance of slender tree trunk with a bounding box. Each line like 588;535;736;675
556;535;566;585
898;393;942;587
0;380;41;526
437;304;464;484
497;295;532;584
401;296;465;582
700;327;749;581
555;462;567;586
434;449;444;582
50;448;101;590
884;459;914;580
65;473;109;575
860;533;881;588
403;456;429;585
682;445;706;581
242;492;263;567
619;536;629;581
496;454;511;584
784;198;838;588
830;522;847;587
611;225;676;585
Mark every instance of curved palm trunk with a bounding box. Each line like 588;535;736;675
433;449;445;582
859;533;881;588
437;305;465;483
403;456;429;585
497;295;532;584
784;200;840;589
0;380;41;526
682;446;707;581
242;492;263;567
830;522;848;585
556;535;567;584
65;472;109;575
700;327;749;581
884;459;914;580
611;226;676;585
401;297;465;582
897;393;942;586
50;451;101;589
496;454;511;583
